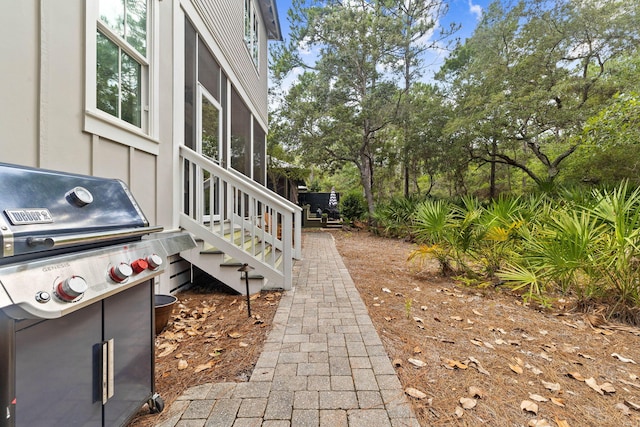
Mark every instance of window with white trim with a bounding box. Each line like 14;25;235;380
96;0;149;129
244;0;259;68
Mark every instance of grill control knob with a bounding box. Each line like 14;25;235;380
36;291;51;303
109;263;133;283
146;254;163;270
131;258;149;274
56;276;88;302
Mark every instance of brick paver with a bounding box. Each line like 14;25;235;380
155;232;418;426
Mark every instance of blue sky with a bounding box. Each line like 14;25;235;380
273;0;489;80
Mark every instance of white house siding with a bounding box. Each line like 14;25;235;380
0;0;279;294
0;1;160;225
191;0;270;127
0;1;66;169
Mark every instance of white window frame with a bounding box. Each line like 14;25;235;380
84;0;160;155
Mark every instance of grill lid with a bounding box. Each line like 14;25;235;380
0;163;152;260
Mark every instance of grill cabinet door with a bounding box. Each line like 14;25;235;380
15;304;103;426
103;282;153;426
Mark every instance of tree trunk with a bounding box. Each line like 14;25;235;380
359;151;375;221
490;139;497;199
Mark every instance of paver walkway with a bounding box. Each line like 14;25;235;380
157;232;419;427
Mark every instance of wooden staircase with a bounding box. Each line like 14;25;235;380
178;146;302;294
181;223;283;294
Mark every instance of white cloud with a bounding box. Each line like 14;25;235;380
468;0;483;20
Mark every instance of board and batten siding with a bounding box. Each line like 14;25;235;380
190;0;270;126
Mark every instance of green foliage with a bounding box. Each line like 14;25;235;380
339;192;367;223
407;185;640;319
372;195;423;238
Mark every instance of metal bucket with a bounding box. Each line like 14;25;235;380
154;294;177;335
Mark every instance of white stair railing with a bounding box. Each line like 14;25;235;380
179;145;301;290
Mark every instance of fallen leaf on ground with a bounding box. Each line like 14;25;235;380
567;371;585;381
625;400;640;411
521;400;539;414
600;382;616;394
541;380;561;391
510;364;524;374
177;359;188;370
157;343;178;357
460;397;477;409
529;394;548;402
554;418;570;427
408;358;427;368
550;397;565;407
468;386;486;399
382;287;391;293
528;420;551;427
585;377;603;395
612;353;637;364
228;332;242;338
405;387;427;399
450;316;463;321
467;356;491;375
539;352;553;362
454;406;464;418
194;361;215;373
616;402;631;416
444;359;468;370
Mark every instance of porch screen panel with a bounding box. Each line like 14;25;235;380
231;88;250;176
184;18;197;150
253;118;265;185
198;38;220;101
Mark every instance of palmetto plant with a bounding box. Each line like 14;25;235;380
372;195;422;238
498;208;605;305
589;182;640;309
409;199;456;275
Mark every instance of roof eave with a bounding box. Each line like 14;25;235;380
259;0;283;41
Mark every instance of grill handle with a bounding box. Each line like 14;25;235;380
25;226;164;249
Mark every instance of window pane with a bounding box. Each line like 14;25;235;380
121;52;142;127
96;31;120;118
126;0;147;57
244;0;251;44
201;97;219;161
253;14;259;65
99;0;125;37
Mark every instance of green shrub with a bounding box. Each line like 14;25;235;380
372;195;423;238
339;191;367;223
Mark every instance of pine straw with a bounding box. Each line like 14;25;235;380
332;229;640;427
128;286;281;427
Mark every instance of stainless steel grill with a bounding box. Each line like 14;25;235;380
0;163;195;427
